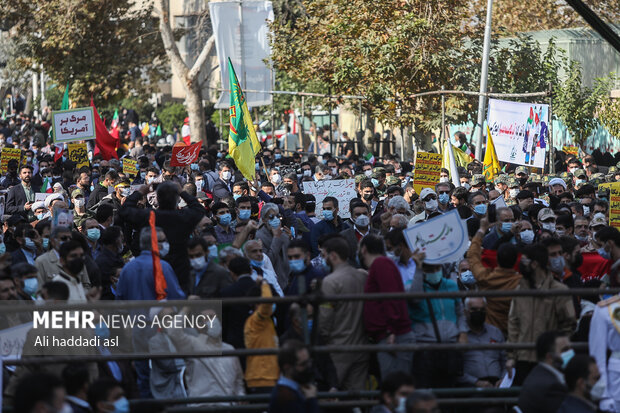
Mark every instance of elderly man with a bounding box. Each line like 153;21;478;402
458;297;506;388
409;188;439;225
255;203;291;288
482;207;516;250
243;239;284;296
538;208;558;234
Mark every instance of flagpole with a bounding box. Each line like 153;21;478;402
446;141;461;188
475;0;493;160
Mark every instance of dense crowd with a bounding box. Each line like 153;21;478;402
0;110;619;413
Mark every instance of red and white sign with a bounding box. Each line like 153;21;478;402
170;141;202;167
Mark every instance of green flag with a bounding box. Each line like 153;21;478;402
61;82;70;110
227;58;261;180
156;124;162;136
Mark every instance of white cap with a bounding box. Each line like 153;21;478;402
31;201;46;212
548;177;567;190
420;188;436;200
44;193;64;208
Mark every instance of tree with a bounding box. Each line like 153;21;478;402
156;0;216;145
271;0;471;129
0;0;169;107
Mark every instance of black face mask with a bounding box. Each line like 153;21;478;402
518;177;528;186
519;262;534;280
468;310;486;329
363;193;373;201
66;257;85;275
292;365;314;385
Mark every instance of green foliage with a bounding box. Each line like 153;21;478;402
553;62;613;145
44;84;64;113
211;108;230;140
100;95;155;126
156;102;187;133
0;0;169;107
598;76;620;139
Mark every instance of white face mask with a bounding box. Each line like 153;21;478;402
271;174;281;184
425;199;438;211
364;170;372;177
74;198;85;208
509;189;519;198
541;222;556;232
439;176;449;183
221;171;231;181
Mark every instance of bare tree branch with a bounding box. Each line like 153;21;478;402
188;35;215;81
156;0;189;85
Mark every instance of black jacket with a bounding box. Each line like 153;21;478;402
86;183;110;210
220;275;255;349
518;364;568;413
211;178;232;202
191;259;233;298
6;184;39;215
119;190;205;293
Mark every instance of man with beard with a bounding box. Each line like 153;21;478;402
506;244;576;385
269;340;319;413
6;165;39;218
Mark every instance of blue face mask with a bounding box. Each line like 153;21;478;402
112;397;130;413
275;153;282;160
598;247;611;260
42;237;49;250
425;270;443;285
269;216;280;229
308;319;313;333
23;278;38;296
501;222;513;233
36;213;45;220
208;244;219;259
290;259;306;273
86;228;101;241
218;213;232;226
190;163;199;171
239;209;251;220
371;178;379;187
459;270;475;285
94;323;110;340
0;243;6;255
320;256;330;273
474;204;487;215
24;237;36;251
233;194;241;201
322;209;334;221
250;259;263;268
438;193;450;205
561;349;575;369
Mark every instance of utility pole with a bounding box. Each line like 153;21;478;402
475;0;493;160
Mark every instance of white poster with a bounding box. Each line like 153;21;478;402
51;107;96;143
302;179;357;219
487;98;549;169
210;1;274;109
403;209;469;265
0;322;32;361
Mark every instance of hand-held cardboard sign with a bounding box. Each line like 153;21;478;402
170;141;202;167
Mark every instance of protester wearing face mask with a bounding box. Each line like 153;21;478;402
159;304;244;405
256;204;291;287
557;355;601;413
517;331;574;413
581;213;607;254
409;188;439;225
435;182;453;213
285;240;325;296
439;168;450;184
370;371;415;413
506;246;576;386
187;237;232;298
341;201;379;266
71;188;87;219
309;197;345;257
211;161;234;202
458;297;505;388
482;207;515;250
467;216;521;335
573;215;590;246
87;378;130;413
359;180;378;214
469;191;489;220
409;254;467;389
11;224;40;266
538;208;557;234
211;202;235;245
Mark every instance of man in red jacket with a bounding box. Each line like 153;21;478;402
360;233;414;379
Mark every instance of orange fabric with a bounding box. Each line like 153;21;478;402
150;211;167;300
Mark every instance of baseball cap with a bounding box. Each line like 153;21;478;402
590;213;607;227
515;166;528;176
537;208;556;222
574;169;587;179
420;188;436;200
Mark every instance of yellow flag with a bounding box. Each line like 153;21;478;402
441;141;472;171
483;125;501;181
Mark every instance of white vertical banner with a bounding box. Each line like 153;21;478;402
209;1;274;109
487;98;549;169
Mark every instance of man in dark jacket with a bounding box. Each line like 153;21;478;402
518;331;571;413
120;181;204;293
6;165;39;217
309;196;347;257
87;170;119;210
211;160;234;201
187;237;232;298
269;340;319;413
557;355;599;413
220;257;256;350
285;240;325;296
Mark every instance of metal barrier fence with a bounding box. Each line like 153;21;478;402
2;287;611;410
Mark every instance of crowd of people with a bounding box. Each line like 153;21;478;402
0;110;619;413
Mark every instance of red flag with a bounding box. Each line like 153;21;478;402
182;135;191;145
54;146;64;162
170;141;202;166
90;98;119;160
149;211;167;300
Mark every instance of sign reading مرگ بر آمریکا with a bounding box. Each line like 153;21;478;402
122;158;138;176
607;183;620;229
413;152;442;194
403;209;469;264
487;98;549;170
0;148;22;174
67;143;90;169
51;107;96;144
302;179;357;219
